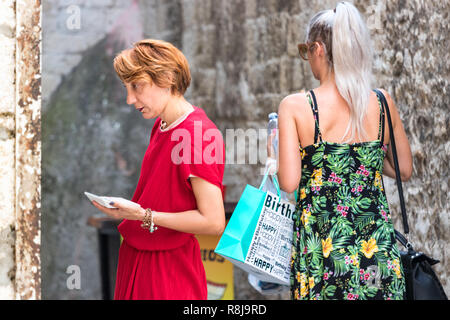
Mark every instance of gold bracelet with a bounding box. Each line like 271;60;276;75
141;208;158;233
141;208;152;229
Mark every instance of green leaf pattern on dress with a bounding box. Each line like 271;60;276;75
291;139;406;300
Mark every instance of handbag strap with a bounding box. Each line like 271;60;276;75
259;164;281;197
373;89;410;235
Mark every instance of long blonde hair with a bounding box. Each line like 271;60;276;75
305;2;374;142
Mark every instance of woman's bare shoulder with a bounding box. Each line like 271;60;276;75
278;92;309;117
376;88;397;111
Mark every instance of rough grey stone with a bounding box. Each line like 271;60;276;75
42;0;449;299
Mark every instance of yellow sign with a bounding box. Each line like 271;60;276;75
195;233;234;300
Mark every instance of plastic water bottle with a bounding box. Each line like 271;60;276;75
249;112;290;295
267;112;278;159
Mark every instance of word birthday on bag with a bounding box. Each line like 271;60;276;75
264;194;293;219
245;192;295;284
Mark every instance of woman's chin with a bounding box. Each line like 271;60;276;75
141;111;153;119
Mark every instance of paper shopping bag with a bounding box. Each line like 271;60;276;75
215;173;295;285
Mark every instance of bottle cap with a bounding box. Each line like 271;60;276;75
268;112;278;120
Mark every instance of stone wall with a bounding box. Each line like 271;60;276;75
370;0;449;299
0;0;41;300
0;0;17;300
42;0;449;299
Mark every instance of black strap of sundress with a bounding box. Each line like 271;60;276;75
376;91;386;144
373;88;409;235
308;90;323;144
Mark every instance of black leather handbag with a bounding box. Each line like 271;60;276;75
374;89;448;300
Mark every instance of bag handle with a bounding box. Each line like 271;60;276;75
373;89;409;235
259;164;281;197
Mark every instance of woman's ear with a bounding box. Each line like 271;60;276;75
314;42;325;58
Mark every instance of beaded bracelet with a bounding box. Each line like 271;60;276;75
141;208;158;233
140;209;151;229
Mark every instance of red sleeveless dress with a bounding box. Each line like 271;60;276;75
114;107;225;300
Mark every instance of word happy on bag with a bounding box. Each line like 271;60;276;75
253;257;274;273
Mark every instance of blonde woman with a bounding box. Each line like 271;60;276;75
91;39;225;300
278;2;412;300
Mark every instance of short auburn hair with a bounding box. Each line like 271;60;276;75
113;39;191;95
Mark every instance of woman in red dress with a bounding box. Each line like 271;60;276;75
91;39;226;300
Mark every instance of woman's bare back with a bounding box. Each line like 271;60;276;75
293;87;390;149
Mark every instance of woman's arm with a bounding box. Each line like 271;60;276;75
152;177;225;235
380;89;413;181
382;156;396;179
91;176;225;236
278;95;302;193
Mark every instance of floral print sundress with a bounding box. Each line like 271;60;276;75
290;90;406;300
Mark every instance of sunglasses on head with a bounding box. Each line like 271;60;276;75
297;41;320;60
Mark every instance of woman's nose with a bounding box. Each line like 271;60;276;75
126;91;136;105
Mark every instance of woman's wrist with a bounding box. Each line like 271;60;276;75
151;210;159;224
137;206;146;221
137;206;159;221
139;207;159;233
